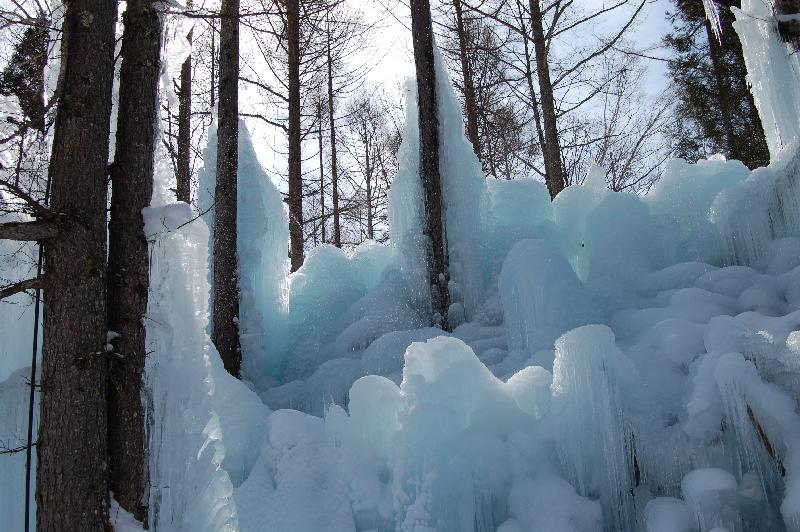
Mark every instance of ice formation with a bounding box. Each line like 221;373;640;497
4;0;800;530
197;119;290;385
145;155;270;531
733;0;800;159
389;46;487;325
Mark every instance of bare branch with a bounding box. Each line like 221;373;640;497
0;220;58;241
0;277;41;299
0;178;51;217
0;440;36;455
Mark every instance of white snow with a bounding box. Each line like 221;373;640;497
110;494;146;532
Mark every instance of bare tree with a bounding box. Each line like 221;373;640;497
212;0;242;376
325;9;342;247
286;0;304;270
162;4;216;208
450;0;482;158
592;55;672;192
462;0;647;193
341;91;397;243
176;0;193;203
527;0;564;197
438;10;536;180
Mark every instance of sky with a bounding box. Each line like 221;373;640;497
240;0;680;188
358;0;676;93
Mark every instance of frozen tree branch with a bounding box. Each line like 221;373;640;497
0;277;41;299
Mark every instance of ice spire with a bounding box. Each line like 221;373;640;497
703;0;723;43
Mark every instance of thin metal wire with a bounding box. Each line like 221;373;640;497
25;138;51;532
23;245;43;532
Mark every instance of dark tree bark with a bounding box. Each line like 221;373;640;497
529;0;565;199
776;0;800;47
519;30;547;167
452;0;481;159
0;277;41;299
410;0;450;329
176;0;192;204
317;101;326;244
107;0;162;524
210;16;216;107
287;0;304;270
364;122;374;240
35;0;117;530
326;14;341;248
212;0;242;376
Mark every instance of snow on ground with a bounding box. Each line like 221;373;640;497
3;0;800;530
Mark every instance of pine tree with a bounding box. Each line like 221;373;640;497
36;1;117;529
107;0;163;522
0;16;48;133
664;0;769;168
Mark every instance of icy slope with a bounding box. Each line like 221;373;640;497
225;234;800;532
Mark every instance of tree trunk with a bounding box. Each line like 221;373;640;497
317;101;326;244
212;0;241;376
36;1;117;530
326;15;342;248
519;25;547;163
210;17;216;108
287;0;304;270
176;0;192;204
107;0;162;524
776;0;800;48
364;124;374;240
452;0;481;159
410;0;450;329
529;0;565;198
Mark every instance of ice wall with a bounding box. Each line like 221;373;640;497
236;243;800;532
498;239;596;352
143;18;272;529
235;123;289;383
388;79;429;318
146;156;270;532
552;325;642;531
388;44;488;326
197;120;290;385
733;0;800;160
711;150;800;266
434;46;489;324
